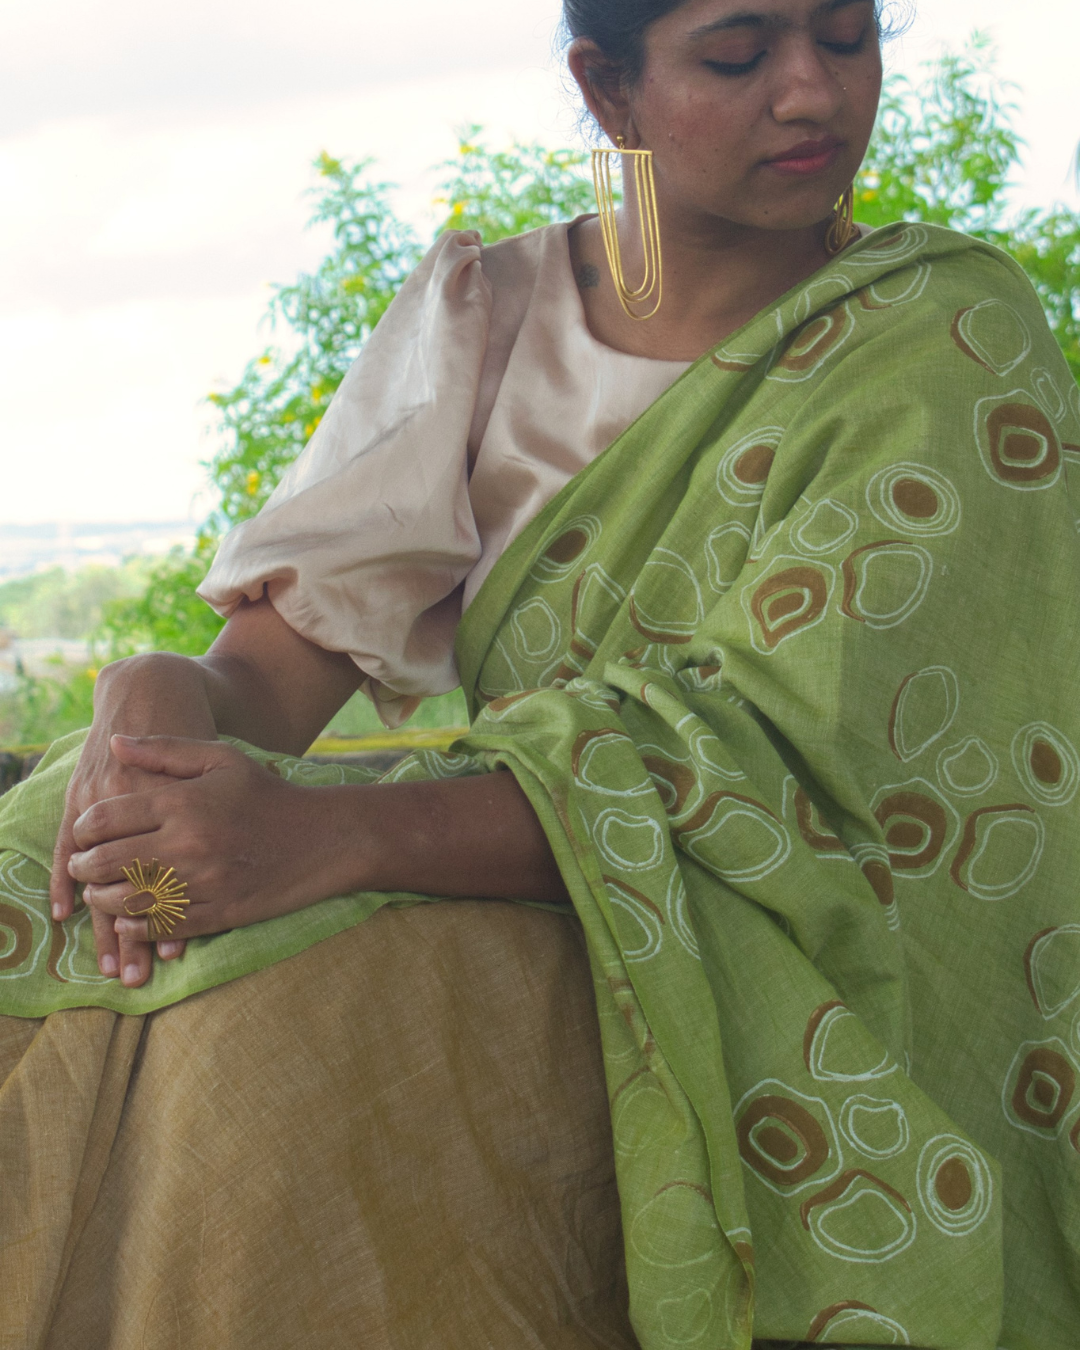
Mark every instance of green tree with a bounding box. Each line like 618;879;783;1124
6;44;1077;746
855;36;1080;378
0;562;147;641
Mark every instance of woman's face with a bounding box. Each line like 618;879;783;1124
584;0;883;235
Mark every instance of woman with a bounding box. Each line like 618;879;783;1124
2;0;1078;1345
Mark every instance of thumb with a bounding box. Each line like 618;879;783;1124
110;734;227;780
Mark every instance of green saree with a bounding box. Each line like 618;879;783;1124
2;222;1079;1347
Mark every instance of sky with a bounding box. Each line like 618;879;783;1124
1;0;1077;528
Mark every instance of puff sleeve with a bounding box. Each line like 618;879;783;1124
198;230;492;726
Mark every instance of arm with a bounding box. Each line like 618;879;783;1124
89;593;364;759
61;598;568;988
50;596;363;971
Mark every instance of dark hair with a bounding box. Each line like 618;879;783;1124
563;0;910;86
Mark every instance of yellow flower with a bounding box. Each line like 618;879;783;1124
451;202;464;217
246;471;261;496
860;189;879;204
458;143;477;156
257;355;272;366
86;667;99;682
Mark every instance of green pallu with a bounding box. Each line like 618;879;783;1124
3;222;1080;1347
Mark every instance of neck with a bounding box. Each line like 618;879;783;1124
571;204;835;363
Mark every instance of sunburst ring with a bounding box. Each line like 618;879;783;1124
121;858;191;941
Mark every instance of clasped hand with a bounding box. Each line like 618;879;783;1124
62;735;335;988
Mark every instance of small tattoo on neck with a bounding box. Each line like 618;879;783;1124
576;263;601;290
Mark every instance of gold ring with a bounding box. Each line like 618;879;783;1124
121;859;190;941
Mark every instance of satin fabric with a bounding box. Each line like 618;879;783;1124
198;222;687;725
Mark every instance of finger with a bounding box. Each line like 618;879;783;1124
117;926;153;988
91;906;121;979
110;734;227;781
73;792;164;852
49;804;80;922
114;901;202;941
115;915;200;948
69;833;161;887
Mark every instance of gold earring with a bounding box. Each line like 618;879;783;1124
591;135;663;321
825;185;858;255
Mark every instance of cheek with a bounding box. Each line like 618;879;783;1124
643;83;752;176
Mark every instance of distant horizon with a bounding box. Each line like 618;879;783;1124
0;519;199;581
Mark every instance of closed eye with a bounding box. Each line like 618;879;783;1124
819;21;871;56
705;50;767;77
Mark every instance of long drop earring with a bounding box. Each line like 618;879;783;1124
825;185;858;255
591;135;664;321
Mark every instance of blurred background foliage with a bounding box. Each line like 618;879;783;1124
2;39;1077;746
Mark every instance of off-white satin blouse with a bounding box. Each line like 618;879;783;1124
198;221;689;724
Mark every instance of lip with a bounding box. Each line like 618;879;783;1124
764;136;844;176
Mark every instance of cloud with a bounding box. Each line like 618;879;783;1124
0;0;565;134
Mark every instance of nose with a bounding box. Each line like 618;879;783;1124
769;34;846;125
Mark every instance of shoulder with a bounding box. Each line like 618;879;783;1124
821;223;1067;388
862;222;1050;330
475;221;575;334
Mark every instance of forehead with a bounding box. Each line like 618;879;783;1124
663;0;874;36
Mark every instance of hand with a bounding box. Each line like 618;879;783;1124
69;735;346;987
51;655;220;979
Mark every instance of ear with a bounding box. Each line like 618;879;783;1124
567;38;635;147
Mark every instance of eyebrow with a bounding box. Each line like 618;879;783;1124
687;0;873;39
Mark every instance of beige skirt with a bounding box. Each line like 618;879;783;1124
0;901;639;1350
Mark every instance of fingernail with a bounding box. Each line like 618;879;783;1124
52;903;64;921
101;954;119;977
158;942;179;959
123;965;141;985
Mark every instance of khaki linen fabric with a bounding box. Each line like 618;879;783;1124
1;903;636;1350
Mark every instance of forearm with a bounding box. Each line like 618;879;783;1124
94;652;218;739
93;598;362;757
314;771;570;906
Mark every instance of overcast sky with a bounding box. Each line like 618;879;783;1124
2;0;1077;526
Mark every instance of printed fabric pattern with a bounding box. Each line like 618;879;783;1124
1;223;1078;1347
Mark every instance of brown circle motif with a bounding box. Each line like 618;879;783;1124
977;396;1062;489
736;1093;831;1190
875;790;949;871
545;529;589;565
950;803;1045;900
0;901;33;972
892;477;938;519
1031;740;1063;786
642;755;697;816
917;1134;994;1236
748;565;830;650
1011;1046;1076;1132
1012;722;1080;807
733;443;775;485
532;515;601;581
934;1156;973;1211
775;304;854;376
800;1170;917;1262
871;780;958;879
794;787;846;854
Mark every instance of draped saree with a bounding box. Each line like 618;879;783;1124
2;223;1079;1348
